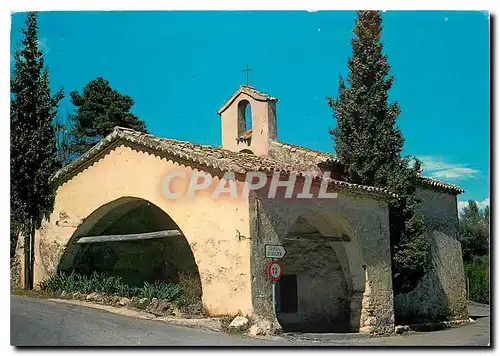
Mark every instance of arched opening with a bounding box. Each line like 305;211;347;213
237;100;252;136
245;104;252;130
276;211;359;333
239;149;254;155
57;197;202;301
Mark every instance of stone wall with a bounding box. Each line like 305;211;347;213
394;187;468;324
248;191;395;334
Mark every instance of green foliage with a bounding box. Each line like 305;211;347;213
11;12;64;228
10;12;64;288
67;77;148;157
328;11;404;187
177;272;203;304
41;271;139;297
459;200;489;304
54;116;73;166
10;221;20;258
138;282;183;301
387;159;429;292
41;272;185;302
327;11;428;293
459;200;489;263
41;270;79;293
464;256;489;304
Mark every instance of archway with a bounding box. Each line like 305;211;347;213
276;210;362;333
57;197;202;296
237;99;252;136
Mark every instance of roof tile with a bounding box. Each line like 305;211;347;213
54;127;463;197
54;127;399;200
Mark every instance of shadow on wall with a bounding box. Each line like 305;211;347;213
57;197;202;293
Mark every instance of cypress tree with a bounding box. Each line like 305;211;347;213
327;11;429;293
11;12;64;288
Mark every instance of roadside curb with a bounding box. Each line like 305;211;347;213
397;318;475;333
282;332;371;343
48;298;224;332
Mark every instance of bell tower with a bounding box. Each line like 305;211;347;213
217;85;278;156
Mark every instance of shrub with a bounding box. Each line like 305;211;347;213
175;273;204;314
178;273;202;301
41;271;185;302
465;256;489;304
41;271;137;297
42;270;80;292
138;281;183;301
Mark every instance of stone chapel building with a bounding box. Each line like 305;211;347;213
16;85;468;334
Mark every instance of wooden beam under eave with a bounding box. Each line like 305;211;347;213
284;233;350;243
76;230;184;244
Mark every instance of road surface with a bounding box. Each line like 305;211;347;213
10;295;490;346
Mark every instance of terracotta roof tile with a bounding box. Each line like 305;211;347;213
240;85;278;101
217;85;278;115
418;176;464;194
271;141;463;195
271;141;339;163
53;127;397;200
54;127;462;197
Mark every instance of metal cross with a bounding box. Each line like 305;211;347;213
242;64;253;86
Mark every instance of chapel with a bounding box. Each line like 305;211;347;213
16;85;468;333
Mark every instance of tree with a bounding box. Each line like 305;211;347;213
54;115;72;166
11;12;64;288
327;10;428;293
464;255;489;304
67;77;147;156
459;200;489;263
459;200;490;304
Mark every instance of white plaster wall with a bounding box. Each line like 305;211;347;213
27;144;253;316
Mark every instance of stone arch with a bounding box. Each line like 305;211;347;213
282;207;366;293
57;196;202;295
29;145;253;316
237;99;252;136
275;207;366;332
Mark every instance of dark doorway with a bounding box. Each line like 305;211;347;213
277;275;298;313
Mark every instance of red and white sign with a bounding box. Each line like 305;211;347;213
266;260;283;282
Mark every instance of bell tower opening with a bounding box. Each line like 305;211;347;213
217;85;278;156
237;100;252;136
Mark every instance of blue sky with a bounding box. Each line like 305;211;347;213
10;10;490;208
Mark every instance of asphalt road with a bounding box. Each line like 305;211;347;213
10;295;490;347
